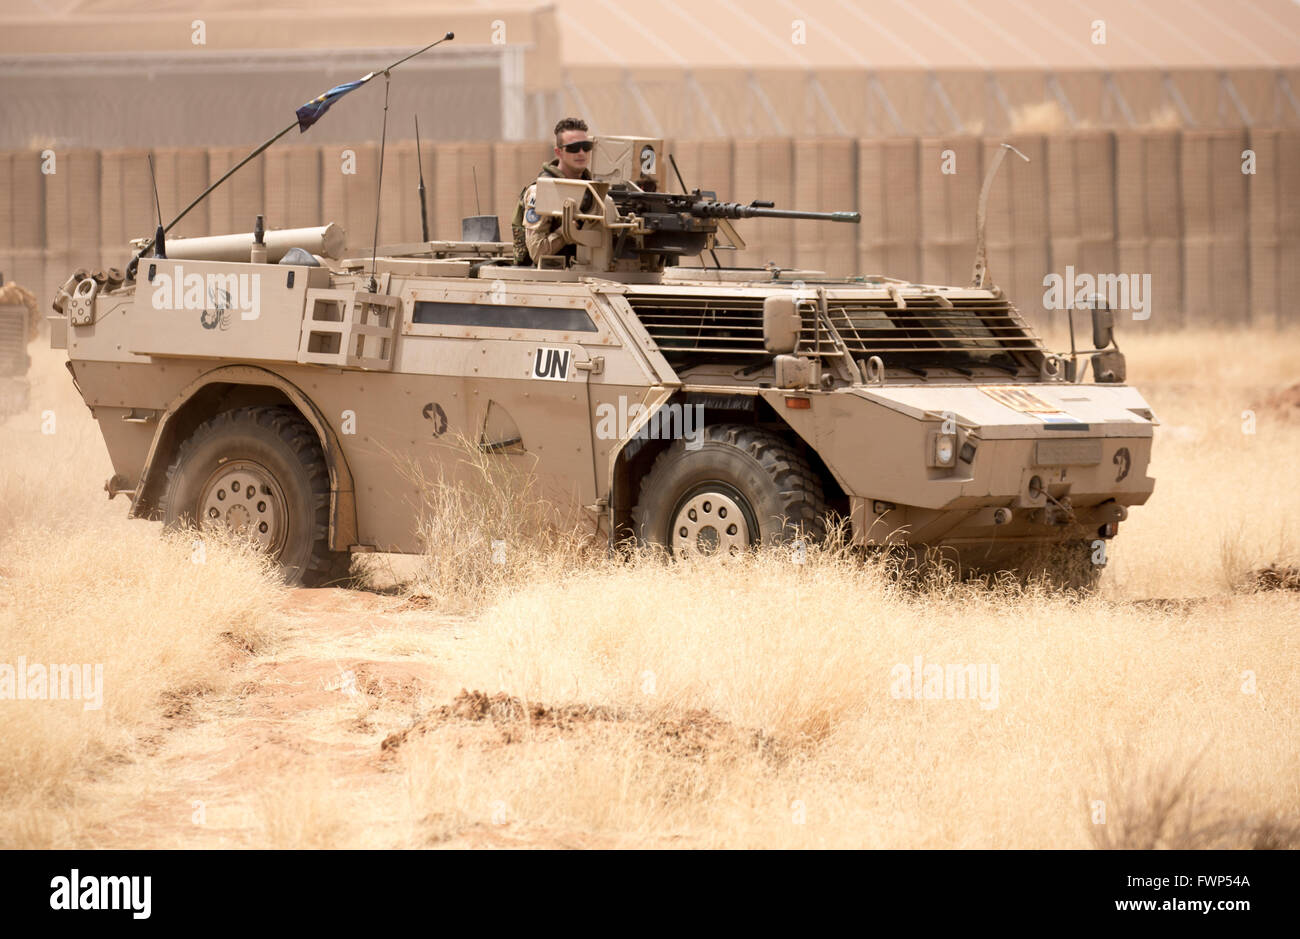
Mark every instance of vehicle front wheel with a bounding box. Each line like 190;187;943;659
160;406;350;586
631;424;827;556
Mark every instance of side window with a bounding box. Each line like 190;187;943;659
412;301;597;333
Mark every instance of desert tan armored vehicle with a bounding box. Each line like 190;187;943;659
1;276;37;418
49;128;1155;588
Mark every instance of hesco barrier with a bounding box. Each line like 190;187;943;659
1;128;1297;332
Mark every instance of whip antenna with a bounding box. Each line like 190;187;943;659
415;115;429;242
124;31;455;280
147;154;164;229
146;153;166;259
669;153;720;269
368;72;392;293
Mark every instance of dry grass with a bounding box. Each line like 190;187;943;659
0;347;287;847
399;436;601;612
2;326;1298;849
394;549;1297;848
1089;745;1300;850
390;326;1300;847
1081;328;1300;597
253;767;356;849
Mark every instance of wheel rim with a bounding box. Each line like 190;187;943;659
197;460;289;554
670;483;756;556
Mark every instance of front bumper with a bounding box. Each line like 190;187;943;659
762;381;1156;547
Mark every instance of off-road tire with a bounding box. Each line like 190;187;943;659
160;406;351;586
632;424;827;555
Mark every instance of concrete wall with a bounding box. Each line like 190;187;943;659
2;128;1297;332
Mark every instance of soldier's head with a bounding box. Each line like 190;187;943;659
553;117;590;178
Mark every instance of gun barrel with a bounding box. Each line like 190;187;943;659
746;207;860;223
606;189;859;225
690;201;860;223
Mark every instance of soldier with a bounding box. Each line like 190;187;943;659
511;117;593;266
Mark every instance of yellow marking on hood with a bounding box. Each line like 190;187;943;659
977;386;1062;414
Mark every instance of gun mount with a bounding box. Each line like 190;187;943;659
512;134;860;274
526;176;859;273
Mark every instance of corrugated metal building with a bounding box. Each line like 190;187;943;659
0;1;1296;327
3;0;1298;148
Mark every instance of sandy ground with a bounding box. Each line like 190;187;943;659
73;587;457;848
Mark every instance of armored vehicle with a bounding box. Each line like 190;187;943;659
51;132;1155;587
1;276;36;418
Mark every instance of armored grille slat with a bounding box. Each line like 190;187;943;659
626;293;1043;362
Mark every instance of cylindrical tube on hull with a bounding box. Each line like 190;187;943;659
161;223;346;263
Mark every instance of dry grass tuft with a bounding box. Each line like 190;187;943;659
1090;747;1300;850
398;435;602;612
254;767;355;849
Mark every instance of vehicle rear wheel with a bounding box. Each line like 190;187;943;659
632;424;826;556
160;406;351;586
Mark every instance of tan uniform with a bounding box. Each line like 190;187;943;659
522;179;569;263
511;160;592;266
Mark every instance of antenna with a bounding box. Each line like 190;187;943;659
669;152;721;269
146;153;166;259
147;154;163;228
972;142;1029;288
668;152;690;195
123;32;456;280
367;71;392;294
472;166;482;217
415;115;429;242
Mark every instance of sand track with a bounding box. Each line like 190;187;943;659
80;588;460;848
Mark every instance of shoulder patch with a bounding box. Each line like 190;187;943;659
525;206;540;224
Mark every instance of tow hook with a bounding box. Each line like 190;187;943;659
1032;495;1074;526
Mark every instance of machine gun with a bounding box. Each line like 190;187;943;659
529;172;860;273
608;188;859;224
605;187;858;264
523;135;860;272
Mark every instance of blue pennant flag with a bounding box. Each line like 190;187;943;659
295;76;370;132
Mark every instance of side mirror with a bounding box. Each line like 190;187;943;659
1089;299;1114;349
763;295;800;354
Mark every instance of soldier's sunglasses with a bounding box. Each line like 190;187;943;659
561;141;594;153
